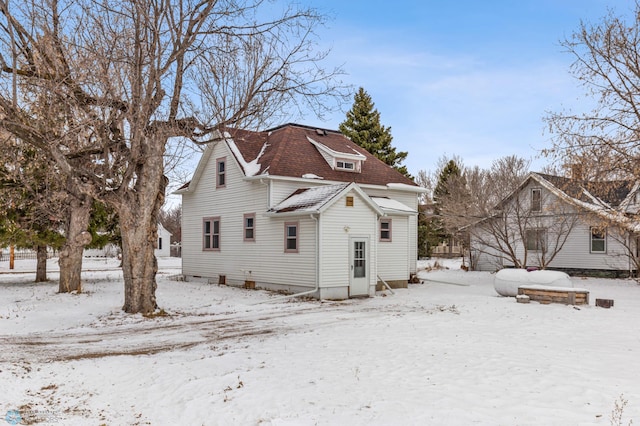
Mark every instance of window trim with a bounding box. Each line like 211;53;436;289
525;228;546;252
590;227;607;253
284;221;299;253
203;216;221;251
380;218;392;242
216;157;226;188
244;213;256;242
531;188;541;212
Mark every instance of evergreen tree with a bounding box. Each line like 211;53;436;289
433;159;464;211
0;138;66;281
339;87;411;178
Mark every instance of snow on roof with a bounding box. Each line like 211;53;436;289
226;139;269;177
268;183;350;214
371;196;416;214
302;173;324;180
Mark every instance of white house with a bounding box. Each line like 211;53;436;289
156;222;172;258
469;172;640;277
83;223;172;258
176;123;425;299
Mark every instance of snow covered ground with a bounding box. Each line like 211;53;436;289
1;257;639;425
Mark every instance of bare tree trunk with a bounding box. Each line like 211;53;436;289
118;142;167;314
59;194;92;293
35;245;48;282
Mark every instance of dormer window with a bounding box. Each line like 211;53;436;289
306;136;366;174
336;160;356;171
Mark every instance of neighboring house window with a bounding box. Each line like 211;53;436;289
526;229;546;251
203;217;221;251
216;157;226;188
346;196;354;207
591;227;606;253
244;213;255;242
380;219;392;242
285;222;299;253
531;188;541;212
158;237;162;250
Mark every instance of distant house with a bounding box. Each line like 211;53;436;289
176;123;425;299
156;223;172;257
83;223;172;258
468;172;640;277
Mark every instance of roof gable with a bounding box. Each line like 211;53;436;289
266;182;384;217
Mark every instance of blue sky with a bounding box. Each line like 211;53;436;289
300;0;637;176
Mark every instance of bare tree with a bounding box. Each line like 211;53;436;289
545;3;640;180
0;0;346;313
544;4;640;276
159;204;181;245
468;177;578;270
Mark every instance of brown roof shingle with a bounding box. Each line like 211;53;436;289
225;123;415;187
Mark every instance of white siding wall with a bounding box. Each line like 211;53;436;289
182;143;316;288
320;190;378;295
377;215;410;282
365;187;419;275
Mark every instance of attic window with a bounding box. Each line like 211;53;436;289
336;160;356;171
346;196;354;207
531;188;541;212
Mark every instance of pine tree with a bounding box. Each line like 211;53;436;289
0;138;66;281
339;87;411;178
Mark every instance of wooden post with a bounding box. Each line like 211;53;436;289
9;244;14;270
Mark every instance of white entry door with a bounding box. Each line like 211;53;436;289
349;237;369;297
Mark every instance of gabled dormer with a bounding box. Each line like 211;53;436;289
306;134;366;173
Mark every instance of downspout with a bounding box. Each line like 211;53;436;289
255;213;320;303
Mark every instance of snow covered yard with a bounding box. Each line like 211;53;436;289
1;258;639;425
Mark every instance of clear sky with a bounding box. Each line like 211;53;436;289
299;0;637;176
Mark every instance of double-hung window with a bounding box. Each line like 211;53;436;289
216;157;226;188
203;217;221;251
380;219;392;242
526;228;546;251
285;222;299;253
244;213;255;242
590;227;606;253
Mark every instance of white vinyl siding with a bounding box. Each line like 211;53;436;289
320;191;377;293
377;215;410;282
183;152;421;294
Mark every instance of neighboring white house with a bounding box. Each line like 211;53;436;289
176;123;425;299
469;172;640;277
156;222;172;258
83;223;172;258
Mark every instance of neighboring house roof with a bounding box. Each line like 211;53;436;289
266;182;384;217
175;123;418;193
536;173;636;209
